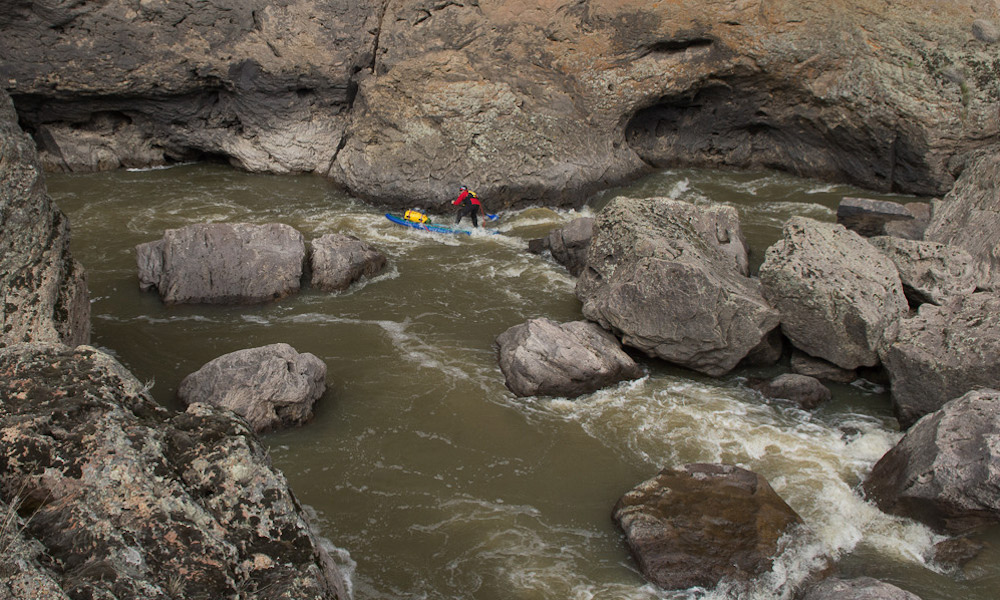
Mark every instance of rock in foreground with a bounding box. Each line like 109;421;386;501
496;318;641;398
178;343;327;433
0;343;347;600
613;463;806;592
800;577;923;600
863;388;1000;534
136;222;306;304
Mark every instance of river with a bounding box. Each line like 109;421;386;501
47;164;1000;600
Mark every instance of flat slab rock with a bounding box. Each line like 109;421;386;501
178;342;327;433
136;222;306;304
612;463;806;591
496;317;642;398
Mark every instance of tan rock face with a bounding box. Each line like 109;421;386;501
1;1;997;206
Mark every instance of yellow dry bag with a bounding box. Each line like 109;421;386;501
404;209;429;224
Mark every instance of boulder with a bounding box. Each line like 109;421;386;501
576;197;778;377
790;350;857;384
612;463;806;591
310;233;387;292
884;201;931;241
759;217;908;370
527;217;594;276
924;150;1000;291
868;236;978;306
178;343;326;433
749;373;831;410
0;343;347;599
879;293;1000;427
0;89;90;347
136;222;306;304
862;389;1000;534
800;577;923;600
496;318;642;398
837;197;915;237
528;217;594;276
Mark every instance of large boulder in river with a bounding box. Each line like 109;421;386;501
862;389;1000;534
749;373;831;410
868;236;978;306
0;343;347;599
800;577;923;600
136;222;306;305
527;217;594;276
576;197;778;377
496;318;642;398
759;217;908;370
178;343;327;433
310;232;387;292
879;293;1000;427
0;89;89;347
612;463;807;591
925;150;1000;292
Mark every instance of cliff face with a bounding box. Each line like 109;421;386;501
0;90;89;347
1;0;998;208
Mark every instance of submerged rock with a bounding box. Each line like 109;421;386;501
310;232;387;292
577;197;778;377
749;373;832;410
136;222;306;305
800;577;923;600
613;463;806;592
0;343;347;599
863;388;1000;534
178;343;327;433
759;217;908;370
496;318;642;398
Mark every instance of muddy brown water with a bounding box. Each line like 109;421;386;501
48;164;1000;600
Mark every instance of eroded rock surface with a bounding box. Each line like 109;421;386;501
0;90;89;348
868;236;978;306
0;343;347;600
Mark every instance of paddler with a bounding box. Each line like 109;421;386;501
453;185;486;228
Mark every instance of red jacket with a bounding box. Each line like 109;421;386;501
453;190;481;206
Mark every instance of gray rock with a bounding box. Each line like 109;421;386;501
925;151;1000;291
884;201;931;241
0;343;347;599
136;222;306;304
790;350;857;384
178;343;327;433
972;19;999;43
310;233;387;292
863;388;1000;534
759;217;908;370
528;217;594;276
800;577;923;600
496;318;642;398
750;373;832;409
879;292;1000;427
868;236;978;306
612;463;806;591
837;197;914;237
0;90;90;347
577;197;778;377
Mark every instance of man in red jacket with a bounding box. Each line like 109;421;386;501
453;185;486;228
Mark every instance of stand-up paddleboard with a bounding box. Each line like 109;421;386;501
385;212;499;236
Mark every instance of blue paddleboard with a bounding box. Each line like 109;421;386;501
385;213;499;236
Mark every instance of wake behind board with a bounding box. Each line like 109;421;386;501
385;213;499;236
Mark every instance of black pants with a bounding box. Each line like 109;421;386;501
456;203;478;227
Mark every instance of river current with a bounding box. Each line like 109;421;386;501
47;164;1000;600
